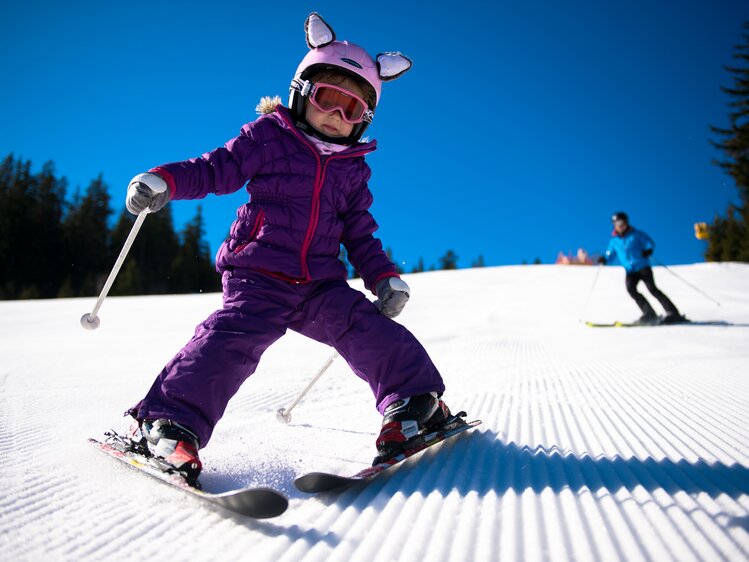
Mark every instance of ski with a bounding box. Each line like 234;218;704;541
586;316;693;328
89;433;288;519
585;320;644;327
294;415;481;494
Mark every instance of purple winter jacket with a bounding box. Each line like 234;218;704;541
151;106;399;293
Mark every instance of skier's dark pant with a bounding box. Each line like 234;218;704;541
625;267;679;317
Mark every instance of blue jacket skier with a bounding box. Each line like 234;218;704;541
598;212;683;324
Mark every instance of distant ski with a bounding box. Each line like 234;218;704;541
584;316;719;328
295;415;481;494
585;320;647;327
89;434;288;519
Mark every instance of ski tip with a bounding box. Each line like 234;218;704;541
222;488;289;519
294;472;352;494
584;321;615;327
248;488;289;519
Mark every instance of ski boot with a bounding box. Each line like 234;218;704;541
660;312;687;325
373;392;461;465
127;418;202;485
634;312;659;325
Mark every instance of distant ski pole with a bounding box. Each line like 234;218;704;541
276;351;339;424
80;211;149;330
651;257;721;307
579;264;603;322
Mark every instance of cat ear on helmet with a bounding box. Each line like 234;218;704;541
377;52;413;81
305;12;336;49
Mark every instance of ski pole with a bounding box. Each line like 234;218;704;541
80;211;150;330
579;263;603;322
274;301;394;424
276;350;339;424
651;257;722;307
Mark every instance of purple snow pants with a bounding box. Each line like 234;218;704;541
129;269;445;447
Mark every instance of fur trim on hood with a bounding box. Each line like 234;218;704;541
256;95;282;115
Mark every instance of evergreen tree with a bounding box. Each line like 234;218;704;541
170;206;221;293
109;213;144;296
709;21;749;262
61;175;113;296
30;162;67;297
411;257;425;274
110;206;180;295
0;155;33;298
385;247;404;274
1;155;67;298
438;249;459;270
471;255;486;268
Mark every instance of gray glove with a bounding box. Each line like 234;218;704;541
374;277;410;318
126;172;170;215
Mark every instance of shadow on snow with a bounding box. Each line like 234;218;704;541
335;429;749;501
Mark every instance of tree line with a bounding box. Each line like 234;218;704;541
0;154;220;300
708;21;749;262
1;154;487;300
381;249;486;276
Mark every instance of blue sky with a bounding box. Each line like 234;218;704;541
2;1;748;269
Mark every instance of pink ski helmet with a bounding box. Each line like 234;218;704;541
289;13;412;144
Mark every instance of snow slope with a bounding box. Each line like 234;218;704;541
1;263;748;561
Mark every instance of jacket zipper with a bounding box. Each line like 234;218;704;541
277;111;371;282
299;151;370;280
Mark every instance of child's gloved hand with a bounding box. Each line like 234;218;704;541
126;173;170;215
374;277;410;318
642;248;653;258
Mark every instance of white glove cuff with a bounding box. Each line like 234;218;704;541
387;277;410;294
130;172;168;194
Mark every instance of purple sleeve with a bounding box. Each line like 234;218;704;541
150;121;264;201
341;178;400;293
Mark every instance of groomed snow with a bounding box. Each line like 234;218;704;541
1;263;748;561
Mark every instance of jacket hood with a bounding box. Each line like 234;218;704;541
256;95;283;115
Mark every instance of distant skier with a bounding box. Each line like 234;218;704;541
597;212;684;325
118;13;458;483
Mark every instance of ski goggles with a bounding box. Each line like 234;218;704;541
308;82;373;124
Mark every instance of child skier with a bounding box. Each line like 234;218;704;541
598;212;684;324
121;13;455;483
